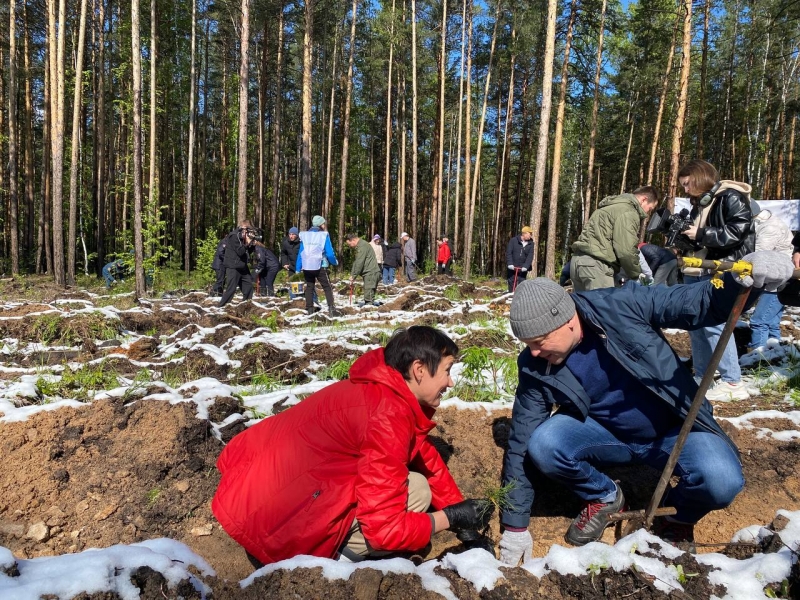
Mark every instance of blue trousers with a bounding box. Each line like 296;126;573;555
527;414;744;524
684;274;742;383
382;266;395;285
749;292;783;349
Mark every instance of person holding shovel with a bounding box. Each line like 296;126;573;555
346;233;382;307
506;226;535;293
497;251;794;566
212;326;494;566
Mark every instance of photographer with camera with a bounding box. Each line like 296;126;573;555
218;219;259;308
570;187;659;291
676;159;755;401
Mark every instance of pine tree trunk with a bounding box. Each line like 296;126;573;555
410;0;419;240
147;0;157;238
132;0;146;297
464;0;500;281
257;23;267;229
383;0;395;240
697;0;711;158
67;0;89;286
338;0;358;253
462;3;472;265
647;20;676;187
433;0;448;243
23;4;35;261
453;0;467;257
237;0;250;223
666;0;692;206
544;0;577;279
492;27;515;279
324;25;340;222
581;0;606;228
8;0;20;275
270;2;284;245
49;0;67;285
300;0;314;227
185;0;197;271
94;0;106;274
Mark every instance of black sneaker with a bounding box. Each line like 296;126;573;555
652;517;696;552
565;484;625;546
307;306;321;315
329;308;342;317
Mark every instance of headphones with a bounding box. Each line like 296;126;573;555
697;182;722;207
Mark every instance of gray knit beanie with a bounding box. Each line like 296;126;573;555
510;278;576;339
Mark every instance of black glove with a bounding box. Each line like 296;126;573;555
457;529;496;557
443;499;494;532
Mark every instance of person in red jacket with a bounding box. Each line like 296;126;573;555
212;326;493;567
437;235;453;275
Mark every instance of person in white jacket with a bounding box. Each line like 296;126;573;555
749;202;794;351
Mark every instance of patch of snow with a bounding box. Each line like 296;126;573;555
720;410;800;440
441;548;504;591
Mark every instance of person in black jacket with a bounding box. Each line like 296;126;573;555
506;226;535;292
637;243;678;286
211;237;228;296
253;241;280;297
383;240;402;285
219;220;257;307
676;159;754;401
280;226;301;299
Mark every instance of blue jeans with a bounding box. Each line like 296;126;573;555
102;263;116;287
528;414;744;524
383;266;395;285
750;292;783;349
683;274;742;383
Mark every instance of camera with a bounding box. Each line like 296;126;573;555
646;207;694;249
241;227;263;246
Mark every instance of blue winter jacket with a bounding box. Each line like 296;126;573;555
500;275;752;529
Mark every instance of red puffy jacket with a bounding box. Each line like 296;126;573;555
211;348;463;565
437;242;452;265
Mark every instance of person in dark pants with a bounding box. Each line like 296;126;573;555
296;216;340;316
506;226;535;292
383;239;402;285
211;237;228;296
280;226;302;299
638;243;679;286
253;241;280;297
437;236;452;275
219;220;257;307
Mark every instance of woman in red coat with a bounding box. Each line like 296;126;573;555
212;326;492;566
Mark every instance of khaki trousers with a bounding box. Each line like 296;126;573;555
571;253;615;291
341;472;432;558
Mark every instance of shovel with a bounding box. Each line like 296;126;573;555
611;258;754;538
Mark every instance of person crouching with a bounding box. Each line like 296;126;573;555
212;326;493;566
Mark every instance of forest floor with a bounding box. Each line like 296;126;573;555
0;274;799;599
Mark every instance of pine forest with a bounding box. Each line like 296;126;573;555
1;0;799;291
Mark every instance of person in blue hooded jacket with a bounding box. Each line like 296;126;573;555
296;216;340;316
496;251;795;566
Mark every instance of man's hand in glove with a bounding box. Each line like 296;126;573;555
736;251;795;292
442;499;494;532
508;265;514;271
499;529;533;566
520;268;527;273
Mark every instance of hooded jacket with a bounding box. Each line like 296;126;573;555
437;242;452;265
572;193;648;280
352;239;382;278
221;229;253;270
753;209;793;256
690;181;755;261
500;277;746;529
212;348;463;565
253;244;280;275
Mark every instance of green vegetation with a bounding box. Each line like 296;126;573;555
146;488;162;507
252;312;280;332
241;373;281;396
31;312;118;345
443;285;462;301
317;357;356;381
36;361;121;401
121;368;153;402
458;346;518;398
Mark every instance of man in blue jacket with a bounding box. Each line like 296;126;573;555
497;251;794;566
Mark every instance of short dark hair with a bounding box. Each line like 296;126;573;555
632;186;659;204
384;326;459;381
345;233;360;241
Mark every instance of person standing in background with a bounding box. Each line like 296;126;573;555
402;232;417;283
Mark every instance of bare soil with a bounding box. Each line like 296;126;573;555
0;285;798;599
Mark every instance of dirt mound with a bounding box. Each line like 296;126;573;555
230;343;309;383
163;349;231;383
0;399;222;560
0;312;120;345
126;337;160;361
0;303;54;316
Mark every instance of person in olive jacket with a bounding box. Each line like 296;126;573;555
570;187;659;291
506;226;535;292
346;233;382;306
219;220;258;307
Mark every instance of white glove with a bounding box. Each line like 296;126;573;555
520;268;528;273
498;529;533;566
737;251;795;292
508;265;515;270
